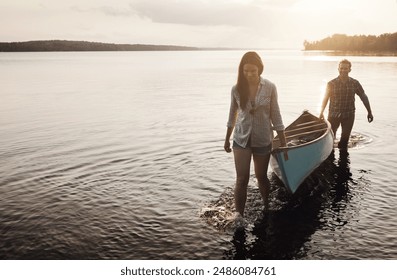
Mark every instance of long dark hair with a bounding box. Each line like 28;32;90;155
237;51;264;109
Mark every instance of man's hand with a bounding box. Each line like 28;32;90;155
367;113;374;123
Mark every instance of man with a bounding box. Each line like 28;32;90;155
319;59;373;149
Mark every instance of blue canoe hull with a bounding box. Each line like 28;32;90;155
271;111;334;194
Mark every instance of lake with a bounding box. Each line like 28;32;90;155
0;50;396;259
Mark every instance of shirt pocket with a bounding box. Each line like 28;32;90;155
257;95;271;114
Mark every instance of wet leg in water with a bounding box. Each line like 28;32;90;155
253;153;272;211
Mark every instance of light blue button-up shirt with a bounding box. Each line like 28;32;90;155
227;77;285;148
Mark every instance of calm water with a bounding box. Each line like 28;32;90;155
1;50;396;259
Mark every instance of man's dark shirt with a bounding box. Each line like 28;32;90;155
326;77;369;119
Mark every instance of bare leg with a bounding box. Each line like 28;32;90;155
253;153;271;210
233;148;252;216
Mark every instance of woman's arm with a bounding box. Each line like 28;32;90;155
225;88;238;153
224;127;234;153
276;130;288;160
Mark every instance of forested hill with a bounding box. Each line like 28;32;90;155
0;40;200;52
304;33;397;53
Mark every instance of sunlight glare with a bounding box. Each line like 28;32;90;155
304;54;339;62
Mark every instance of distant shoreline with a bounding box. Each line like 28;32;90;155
1;39;396;56
302;50;397;56
0;40;235;52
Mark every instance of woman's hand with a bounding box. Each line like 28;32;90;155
277;130;289;161
224;140;232;153
283;150;289;161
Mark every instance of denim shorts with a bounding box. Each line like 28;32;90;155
233;140;272;156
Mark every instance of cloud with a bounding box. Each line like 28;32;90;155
129;0;254;26
70;4;135;17
70;1;271;27
103;0;301;28
63;0;303;48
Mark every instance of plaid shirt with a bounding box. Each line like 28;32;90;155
227;78;285;148
327;77;369;118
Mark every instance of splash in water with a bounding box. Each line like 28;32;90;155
334;132;372;149
199;187;237;231
199;178;288;232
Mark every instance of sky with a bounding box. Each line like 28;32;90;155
1;0;397;49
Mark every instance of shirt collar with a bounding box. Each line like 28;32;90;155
337;76;351;83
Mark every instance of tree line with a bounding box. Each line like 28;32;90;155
304;32;397;54
0;40;200;52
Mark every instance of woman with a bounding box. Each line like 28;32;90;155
224;51;287;223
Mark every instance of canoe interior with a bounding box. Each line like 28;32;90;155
273;111;329;149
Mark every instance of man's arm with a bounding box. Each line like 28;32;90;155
357;82;374;123
319;85;330;119
362;98;373;122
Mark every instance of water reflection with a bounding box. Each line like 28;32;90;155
224;150;355;259
331;150;352;208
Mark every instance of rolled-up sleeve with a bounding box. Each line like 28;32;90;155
227;87;238;128
270;85;285;131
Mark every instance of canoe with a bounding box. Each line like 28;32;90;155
271;110;334;194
